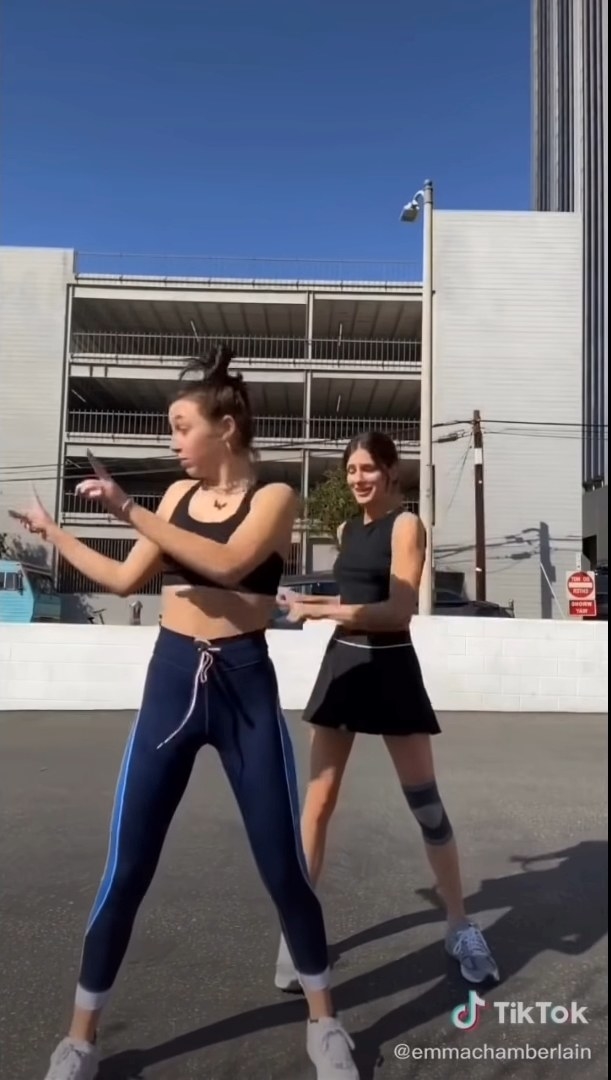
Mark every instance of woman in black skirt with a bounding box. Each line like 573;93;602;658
274;431;499;991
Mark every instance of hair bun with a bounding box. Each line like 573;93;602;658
180;343;238;384
203;343;234;380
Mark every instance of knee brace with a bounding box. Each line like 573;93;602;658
403;781;454;845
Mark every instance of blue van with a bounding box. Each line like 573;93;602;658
0;560;62;623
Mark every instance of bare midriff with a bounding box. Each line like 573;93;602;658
160;584;276;640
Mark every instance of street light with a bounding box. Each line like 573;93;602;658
400;179;434;615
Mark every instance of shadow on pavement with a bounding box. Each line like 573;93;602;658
98;840;608;1079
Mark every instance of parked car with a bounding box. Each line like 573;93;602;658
269;573;513;629
432;588;514;618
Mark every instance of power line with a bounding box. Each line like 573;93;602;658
0;456;176;476
435;418;608;431
482;428;604;442
1;420;601;475
482;418;608;429
0;432;469;485
0;418;603;488
0;463;178;485
6;416;602;471
441;434;473;519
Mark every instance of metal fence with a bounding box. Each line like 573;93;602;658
57;537;163;596
62;490;419;521
66;411;421;445
57;535;302;595
70;332;421;372
307;418;420;444
74;252;419;286
63;491;162;516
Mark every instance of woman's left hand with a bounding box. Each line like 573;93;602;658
9;487;54;539
75;452;132;520
285;600;310;624
276;589;339;624
276;590;309;624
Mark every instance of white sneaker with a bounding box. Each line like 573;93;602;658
307;1018;359;1078
274;933;303;993
445;921;500;984
43;1038;99;1080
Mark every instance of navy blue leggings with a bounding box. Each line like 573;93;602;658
76;627;329;1010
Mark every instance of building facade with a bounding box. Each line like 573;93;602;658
0;215;584;623
0;248;422;623
532;0;608;561
432;210;583;620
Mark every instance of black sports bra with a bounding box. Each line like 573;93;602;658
161;482;284;596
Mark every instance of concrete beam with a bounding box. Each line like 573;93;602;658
74;285;309;305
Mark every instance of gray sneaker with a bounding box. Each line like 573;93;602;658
307;1018;359;1078
274;933;303;994
43;1038;99;1080
446;921;500;984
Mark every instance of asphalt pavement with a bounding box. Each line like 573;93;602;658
0;710;607;1080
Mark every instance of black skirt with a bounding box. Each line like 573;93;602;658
302;628;441;737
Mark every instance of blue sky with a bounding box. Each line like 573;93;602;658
2;0;531;271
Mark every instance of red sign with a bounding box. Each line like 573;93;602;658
566;571;597;618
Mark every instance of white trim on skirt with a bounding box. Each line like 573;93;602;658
335;638;413;650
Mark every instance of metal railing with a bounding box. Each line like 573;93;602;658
66;411;421;446
74;252;420;286
58;534;303;594
57;536;164;596
70;332;421;372
62;489;419;521
63;491;163;517
307;417;419;444
67;411;170;440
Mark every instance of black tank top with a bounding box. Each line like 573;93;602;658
334;507;405;604
161;482;284;596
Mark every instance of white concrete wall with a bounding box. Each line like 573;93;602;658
432;211;584;619
0;618;606;714
0;248;74;544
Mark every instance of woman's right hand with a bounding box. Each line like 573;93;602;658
74;451;131;519
9;488;54;540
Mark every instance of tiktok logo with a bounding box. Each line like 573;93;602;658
451;993;588;1033
451;991;487;1032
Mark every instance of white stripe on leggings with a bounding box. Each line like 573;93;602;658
274;701;330;992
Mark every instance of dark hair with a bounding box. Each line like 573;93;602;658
343;430;400;473
173;344;254;450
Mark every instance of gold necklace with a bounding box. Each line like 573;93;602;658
201;478;254;510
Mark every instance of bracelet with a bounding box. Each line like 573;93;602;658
120;497;135;515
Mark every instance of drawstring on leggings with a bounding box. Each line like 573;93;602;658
156;639;220;750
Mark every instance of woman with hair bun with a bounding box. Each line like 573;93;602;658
274;431;499;993
12;345;359;1080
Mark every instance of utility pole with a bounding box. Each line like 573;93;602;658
473;410;486;602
